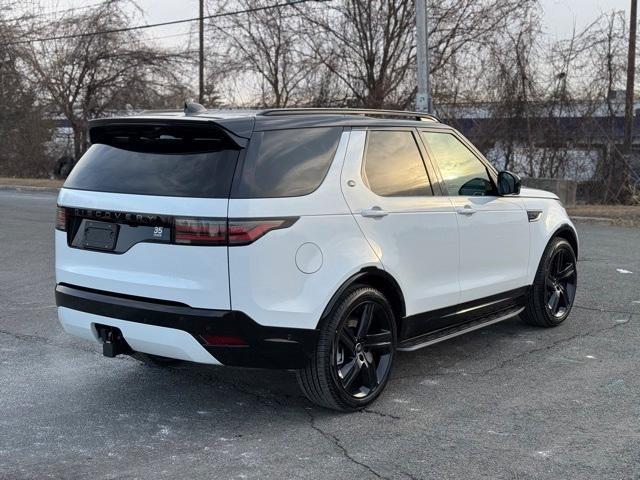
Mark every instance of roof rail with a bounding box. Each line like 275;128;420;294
258;108;439;122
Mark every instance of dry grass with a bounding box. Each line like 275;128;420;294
567;205;640;228
0;177;63;189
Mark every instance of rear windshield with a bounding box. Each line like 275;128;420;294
64;124;241;198
232;127;342;198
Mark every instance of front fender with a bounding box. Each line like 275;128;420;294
524;198;578;283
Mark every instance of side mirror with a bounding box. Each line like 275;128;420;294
497;171;521;196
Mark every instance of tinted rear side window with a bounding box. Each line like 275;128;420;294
64;124;240;198
233;127;342;198
363;130;432;197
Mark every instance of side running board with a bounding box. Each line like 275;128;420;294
397;306;524;352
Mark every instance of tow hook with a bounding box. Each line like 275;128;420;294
95;324;132;357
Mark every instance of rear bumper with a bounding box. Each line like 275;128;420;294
55;284;318;369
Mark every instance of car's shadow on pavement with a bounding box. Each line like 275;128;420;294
70;317;535;421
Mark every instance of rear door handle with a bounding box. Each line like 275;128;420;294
361;206;388;218
456;205;476;216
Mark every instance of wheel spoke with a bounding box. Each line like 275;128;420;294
556;264;575;281
333;297;395;399
545;275;555;289
548;290;560;314
555;250;565;274
339;359;361;389
364;331;392;351
339;328;357;353
361;361;378;389
356;303;374;339
558;288;567;308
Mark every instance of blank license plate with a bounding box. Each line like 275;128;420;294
82;221;118;251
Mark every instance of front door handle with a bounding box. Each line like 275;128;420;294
361;206;388;218
456;205;476;216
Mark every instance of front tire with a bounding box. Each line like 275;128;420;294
522;237;577;327
297;285;397;411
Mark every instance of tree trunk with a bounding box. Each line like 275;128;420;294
71;120;88;161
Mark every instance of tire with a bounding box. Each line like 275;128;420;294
522;237;577;327
130;352;184;367
297;285;397;411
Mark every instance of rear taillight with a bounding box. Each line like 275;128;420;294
55;206;67;231
228;219;297;246
173;217;297;246
174;218;226;245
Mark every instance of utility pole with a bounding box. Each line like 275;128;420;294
198;0;205;104
415;0;432;113
623;0;637;156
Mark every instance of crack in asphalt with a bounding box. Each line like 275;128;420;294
393;313;634;381
305;408;390;480
361;408;401;420
304;409;420;479
0;328;51;344
162;365;411;476
479;315;632;375
168;365;295;417
573;304;637;315
0;328;98;354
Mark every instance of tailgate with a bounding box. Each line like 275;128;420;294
56;189;231;309
55;120;242;310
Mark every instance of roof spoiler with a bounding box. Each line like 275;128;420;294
88;117;250;148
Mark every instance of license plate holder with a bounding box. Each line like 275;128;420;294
82;220;118;251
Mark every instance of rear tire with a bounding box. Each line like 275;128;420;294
297;285;397;411
130;352;184;367
522;237;577;327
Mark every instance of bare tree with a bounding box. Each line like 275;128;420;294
20;0;178;159
297;0;537;109
480;4;540;174
208;0;318;107
0;4;52;177
586;11;631;202
300;0;416;108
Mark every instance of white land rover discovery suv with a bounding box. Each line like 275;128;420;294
55;106;578;411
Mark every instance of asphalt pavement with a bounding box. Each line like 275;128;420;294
1;190;639;480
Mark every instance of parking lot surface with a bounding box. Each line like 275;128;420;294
1;190;639;479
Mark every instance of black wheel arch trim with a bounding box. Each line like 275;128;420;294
318;267;406;328
550;224;579;258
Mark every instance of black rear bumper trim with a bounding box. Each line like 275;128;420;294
55;283;318;369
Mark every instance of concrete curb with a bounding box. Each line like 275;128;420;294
570;215;617;224
0;185;60;193
569;215;640;228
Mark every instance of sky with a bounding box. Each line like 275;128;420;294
541;0;631;39
20;0;634;47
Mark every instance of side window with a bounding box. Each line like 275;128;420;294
363;131;432;197
421;132;495;196
233;127;341;198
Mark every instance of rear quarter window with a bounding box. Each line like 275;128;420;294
232;127;342;198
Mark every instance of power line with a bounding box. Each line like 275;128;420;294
0;0;330;47
144;31;194;43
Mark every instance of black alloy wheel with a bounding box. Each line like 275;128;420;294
296;286;397;411
522;237;578;327
332;300;394;399
544;248;577;318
